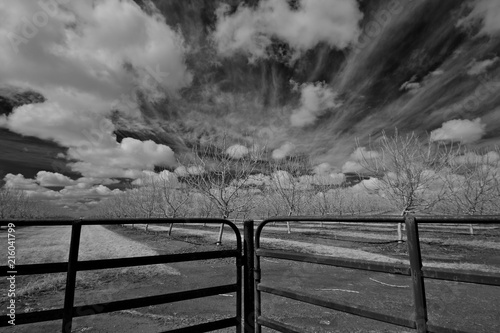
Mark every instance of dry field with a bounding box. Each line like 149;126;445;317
1;221;499;333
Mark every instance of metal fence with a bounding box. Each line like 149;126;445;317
0;218;244;333
2;216;499;333
250;215;500;333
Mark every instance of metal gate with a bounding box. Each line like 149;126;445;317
250;215;500;333
1;218;244;333
2;216;500;332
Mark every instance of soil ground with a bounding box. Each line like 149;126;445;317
1;221;499;333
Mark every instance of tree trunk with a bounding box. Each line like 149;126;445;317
397;223;402;243
216;223;224;245
287;210;292;234
168;223;174;236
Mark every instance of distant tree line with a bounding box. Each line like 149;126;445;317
0;187;70;219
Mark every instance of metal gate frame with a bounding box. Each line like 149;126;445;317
251;215;500;333
1;218;243;333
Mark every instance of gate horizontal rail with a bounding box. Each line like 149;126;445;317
255;249;500;286
253;215;500;333
0;218;243;333
9;250;238;276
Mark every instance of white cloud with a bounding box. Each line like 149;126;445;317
226;144;249;159
400;81;421;92
174;165;205;177
76;177;119;185
4;100;116;147
4;173;39;190
132;170;179;187
36;171;76;187
341;161;364;173
67;138;176;178
349;147;379;161
59;184;119;198
68;164;144;179
341;147;379;173
0;0;189;180
467;57;499;75
313;173;346;186
430;118;486;143
290;82;340;127
213;0;362;62
272;142;295;159
351;177;381;192
459;0;500;36
451;150;500;165
313;162;333;175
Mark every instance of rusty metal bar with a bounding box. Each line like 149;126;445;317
62;220;82;333
256;249;411;275
405;216;428;333
243;220;255;332
258;284;416;329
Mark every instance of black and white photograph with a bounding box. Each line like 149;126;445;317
1;0;499;332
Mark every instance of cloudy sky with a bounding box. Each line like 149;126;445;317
1;0;500;213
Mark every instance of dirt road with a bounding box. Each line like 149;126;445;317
1;224;499;333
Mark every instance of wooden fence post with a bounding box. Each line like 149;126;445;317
405;215;428;333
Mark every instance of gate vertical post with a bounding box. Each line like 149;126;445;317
62;220;82;333
405;215;428;333
243;220;255;332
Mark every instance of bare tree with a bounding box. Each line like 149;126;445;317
181;136;262;245
155;172;191;235
0;186;69;219
269;155;311;233
443;147;500;235
0;187;28;218
192;192;217;226
131;178;162;231
358;131;457;242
